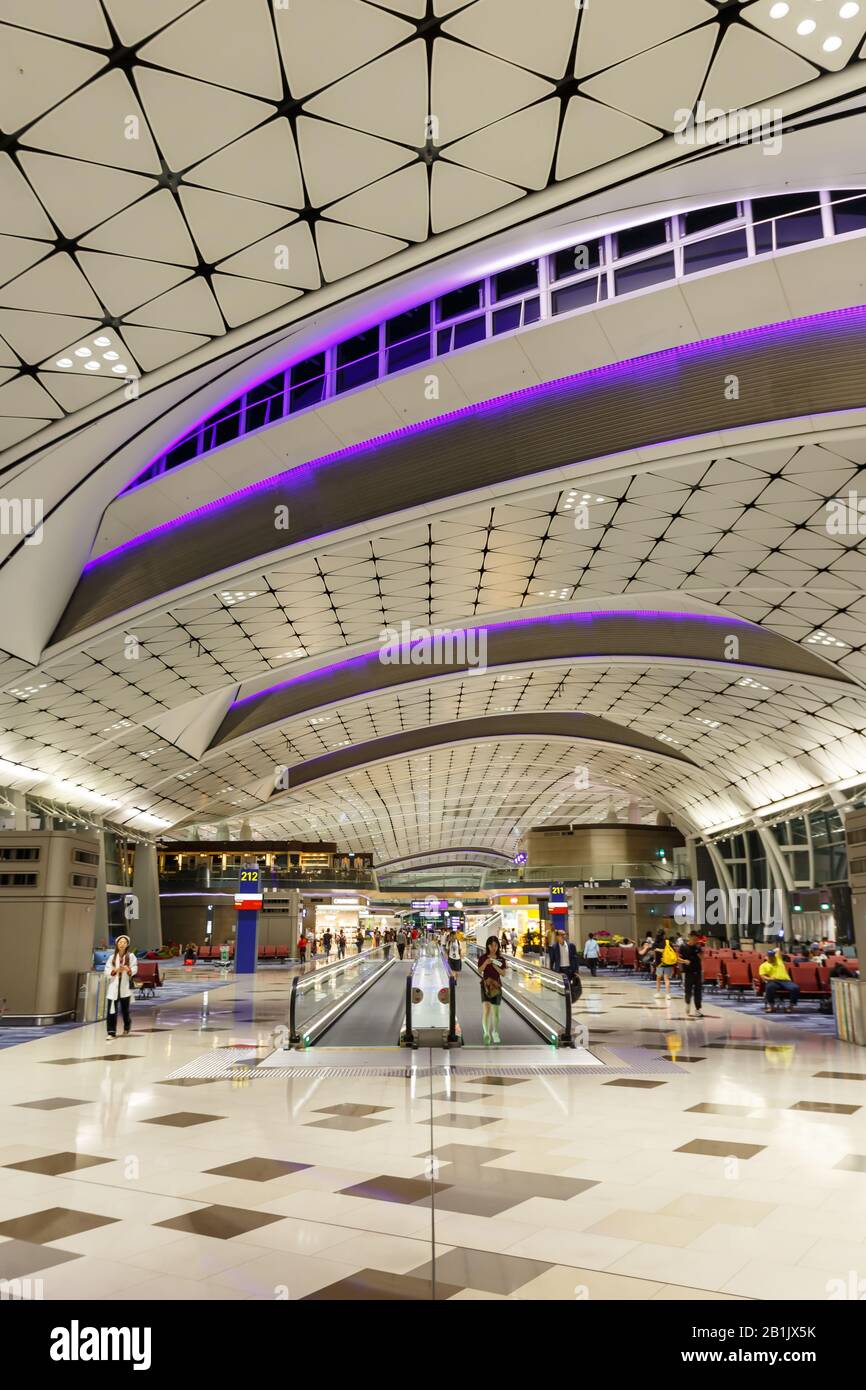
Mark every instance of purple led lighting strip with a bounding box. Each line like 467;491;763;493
85;299;866;573
229;609;761;710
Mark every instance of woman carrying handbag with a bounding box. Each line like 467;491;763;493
104;934;138;1039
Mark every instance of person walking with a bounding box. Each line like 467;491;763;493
104;934;137;1039
321;929;332;959
297;932;308;964
583;933;600;977
478;935;505;1044
655;931;677;999
396;927;407;960
677;930;704;1018
355;928;364;954
548;928;580;1000
337;930;347;959
447;930;463;980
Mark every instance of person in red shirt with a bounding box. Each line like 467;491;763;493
479;935;505;1045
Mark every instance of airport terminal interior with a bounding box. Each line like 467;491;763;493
4;0;866;1307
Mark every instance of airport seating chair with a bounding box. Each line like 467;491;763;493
720;957;753;994
135;961;162;999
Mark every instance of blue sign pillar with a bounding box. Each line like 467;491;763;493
235;867;261;974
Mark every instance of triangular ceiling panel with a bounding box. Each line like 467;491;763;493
0;235;51;290
576;0;717;77
556;95;661;179
431;38;555;144
218;221;321;289
119;323;210;371
211;273;303;329
274;0;415;100
24;71;162;173
139;0;283;101
179;186;297;263
134;68;272;171
17;153;152;239
325;164;429;243
295;117;414;207
75;252;190;318
579;25;718;131
0;252;102;316
701;22;821;112
431;160;523;234
444;0;579;80
80;189;198;265
444;101;560;191
304;40;429;144
103;0;201;47
0;153;55;238
126;276;225;336
0;308;100;364
184;120;305;209
0;22;105;133
315;221;407;281
0;0;111;46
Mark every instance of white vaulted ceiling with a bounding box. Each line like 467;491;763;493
1;0;866;452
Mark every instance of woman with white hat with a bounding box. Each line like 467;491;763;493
104;934;137;1039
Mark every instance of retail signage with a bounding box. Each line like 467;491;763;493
549;884;568;916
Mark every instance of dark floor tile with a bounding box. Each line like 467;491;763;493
313;1103;391;1118
4;1152;114;1177
464;1076;527;1087
834;1153;866;1173
414;1185;521;1218
155;1204;284;1239
686;1103;755;1116
663;1055;706;1062
421;1143;513;1168
305;1116;387;1132
142;1112;223;1127
303;1267;463;1301
676;1138;765;1160
790;1100;861;1115
205;1157;311;1181
0;1207;118;1244
410;1246;551;1296
0;1239;82;1280
43;1054;141;1065
339;1175;449;1205
813;1071;866;1081
14;1098;89;1111
424;1113;499;1129
604;1079;666;1089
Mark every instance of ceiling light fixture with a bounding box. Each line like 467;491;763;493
769;1;790;15
55;357;73;369
796;17;817;33
840;1;860;16
74;346;92;358
823;33;843;47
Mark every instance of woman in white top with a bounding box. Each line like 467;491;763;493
104;934;137;1039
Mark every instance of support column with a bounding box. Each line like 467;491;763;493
754;824;793;944
94;826;109;947
132;841;162;950
235;909;259;973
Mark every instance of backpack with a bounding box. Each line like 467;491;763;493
661;940;677;966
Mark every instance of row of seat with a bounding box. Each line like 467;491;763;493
190;943;293;960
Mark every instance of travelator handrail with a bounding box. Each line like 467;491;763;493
287;945;391;1045
467;942;575;1047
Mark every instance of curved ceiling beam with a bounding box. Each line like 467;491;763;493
208;610;848;751
51;302;866;645
260;715;698;812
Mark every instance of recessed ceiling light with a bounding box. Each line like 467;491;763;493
823;32;843;48
840;1;860;16
74;346;92;357
55;358;73;369
93;335;111;347
103;350;119;361
84;360;101;370
111;364;128;374
769;1;789;14
797;17;817;33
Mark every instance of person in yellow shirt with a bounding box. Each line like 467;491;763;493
758;948;800;1012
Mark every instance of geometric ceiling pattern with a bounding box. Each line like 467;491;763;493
2;0;864;453
2;434;866;845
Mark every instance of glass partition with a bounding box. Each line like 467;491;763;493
288;946;389;1045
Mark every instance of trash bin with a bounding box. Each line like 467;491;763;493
832;977;866;1045
76;970;108;1024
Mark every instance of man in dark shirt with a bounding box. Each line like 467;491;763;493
678;930;704;1018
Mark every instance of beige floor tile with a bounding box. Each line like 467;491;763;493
721;1259;843;1300
608;1242;749;1292
586;1208;711;1247
321;1231;438;1274
431;1211;544;1254
795;1237;866;1275
650;1284;746;1300
502;1226;639;1270
210;1248;361;1299
514;1264;663;1301
661;1192;776;1227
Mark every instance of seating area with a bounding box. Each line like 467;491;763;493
595;942;858;1012
189;943;293;962
134;961;162;999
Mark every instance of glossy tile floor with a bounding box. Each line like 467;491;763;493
2;964;866;1300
